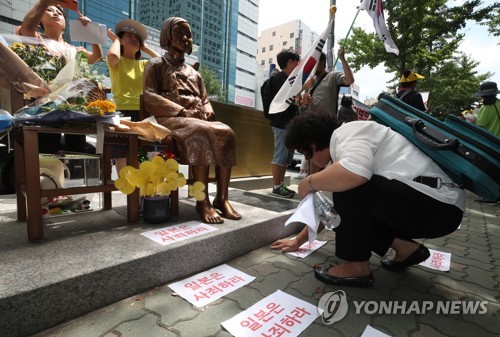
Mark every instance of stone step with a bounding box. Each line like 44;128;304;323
0;189;301;337
229;175;291;190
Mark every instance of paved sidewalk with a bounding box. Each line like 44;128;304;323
26;175;499;337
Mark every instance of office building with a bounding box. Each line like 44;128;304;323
255;19;318;110
140;0;259;107
257;19;318;71
0;0;35;36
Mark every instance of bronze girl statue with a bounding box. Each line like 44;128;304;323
143;17;241;224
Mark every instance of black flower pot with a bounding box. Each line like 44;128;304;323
142;197;171;224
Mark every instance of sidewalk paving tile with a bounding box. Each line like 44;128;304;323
2;177;499;337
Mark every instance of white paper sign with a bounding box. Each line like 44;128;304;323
361;325;391;337
284;193;319;243
419;249;451;271
141;221;218;245
221;290;320;337
168;264;255;308
287;240;327;258
69;20;107;45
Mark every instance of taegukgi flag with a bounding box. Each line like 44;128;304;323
269;17;334;114
360;0;399;55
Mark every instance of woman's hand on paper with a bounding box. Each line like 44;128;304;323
77;15;91;27
271;237;301;253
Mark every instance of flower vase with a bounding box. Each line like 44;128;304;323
142;196;171;224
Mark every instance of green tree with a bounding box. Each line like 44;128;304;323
481;4;500;40
198;64;227;102
423;54;490;118
344;0;498;117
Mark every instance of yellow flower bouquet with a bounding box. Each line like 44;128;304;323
114;153;205;201
9;42;65;84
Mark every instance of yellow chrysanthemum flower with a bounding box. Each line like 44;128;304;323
151;156;165;167
156;165;170;178
165;179;178;191
165;158;179;171
144;182;157;197
139;161;156;176
177;173;187;187
189;181;206;201
127;169;147;187
149;174;163;186
119;166;134;179
114;177;135;195
156;181;173;196
86;100;116;114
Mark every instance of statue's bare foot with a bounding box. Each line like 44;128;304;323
213;199;242;220
196;201;224;224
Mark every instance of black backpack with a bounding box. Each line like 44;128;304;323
261;77;274;120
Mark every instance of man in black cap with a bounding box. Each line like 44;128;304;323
474;81;500;137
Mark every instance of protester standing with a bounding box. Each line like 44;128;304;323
263;49;300;198
337;94;358;124
107;19;160;174
298;48;354;115
296;48;354;177
396;70;426;111
473;81;500;137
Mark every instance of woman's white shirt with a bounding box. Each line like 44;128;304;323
330;121;465;211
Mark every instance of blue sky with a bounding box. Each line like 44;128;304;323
258;0;500;101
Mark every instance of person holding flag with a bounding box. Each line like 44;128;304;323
268;6;336;116
297;48;354;116
265;49;301;198
294;48;354;179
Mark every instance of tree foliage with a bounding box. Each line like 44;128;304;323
480;4;500;40
423;54;490;118
198;64;227;102
343;0;498;117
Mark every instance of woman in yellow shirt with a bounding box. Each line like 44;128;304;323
107;19;160;173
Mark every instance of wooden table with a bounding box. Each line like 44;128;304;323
13;125;139;241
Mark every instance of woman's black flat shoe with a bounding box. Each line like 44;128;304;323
381;244;430;272
314;267;374;288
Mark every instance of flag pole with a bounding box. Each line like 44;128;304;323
333;7;361;68
327;1;337;69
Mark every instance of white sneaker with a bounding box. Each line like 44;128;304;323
297;172;308;180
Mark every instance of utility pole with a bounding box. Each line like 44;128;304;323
327;0;336;70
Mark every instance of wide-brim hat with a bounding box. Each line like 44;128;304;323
474;81;500;97
400;70;425;83
116;19;147;43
